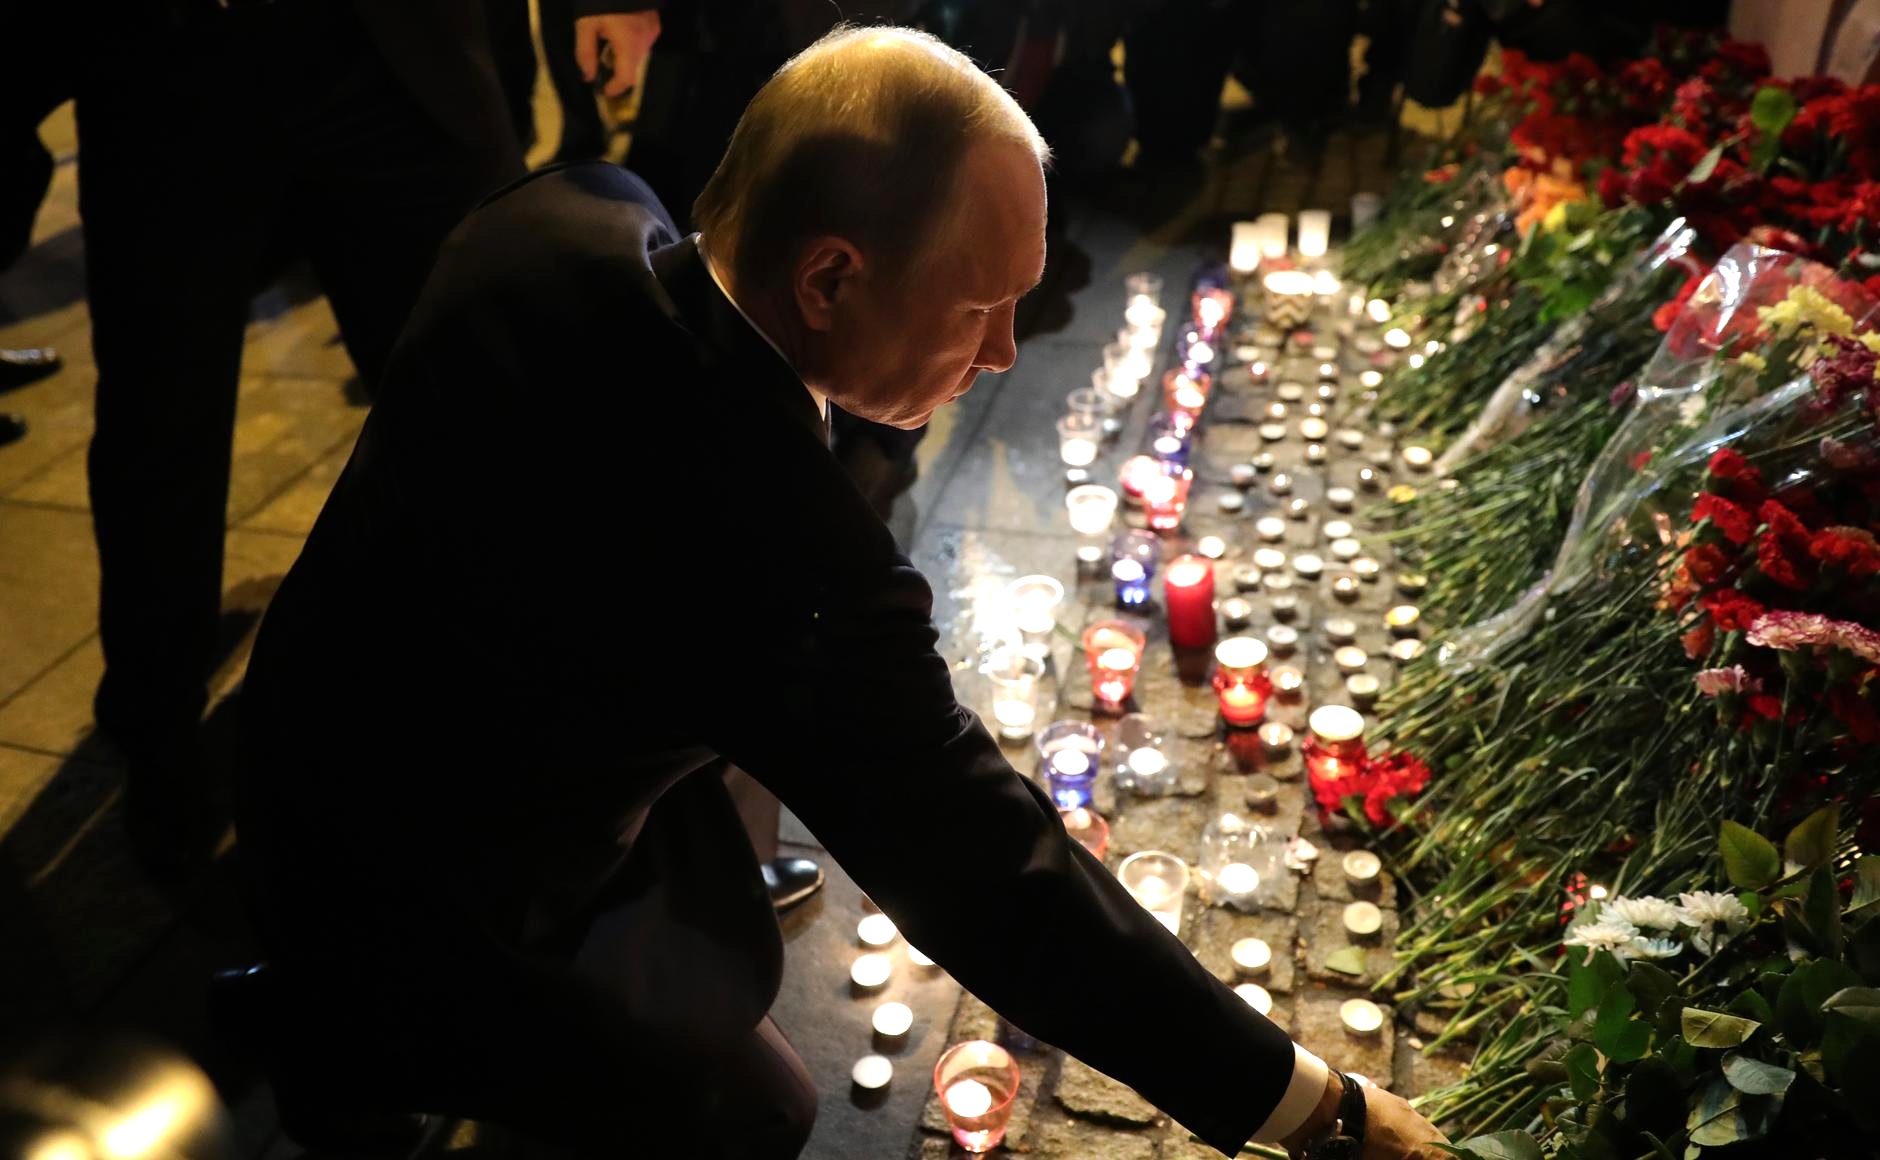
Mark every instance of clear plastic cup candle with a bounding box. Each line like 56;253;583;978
1118;850;1189;934
1057;414;1101;467
1141;467;1193;532
1065;386;1107;426
1125;271;1164;302
1082;620;1147;713
1066;484;1119;537
1202;811;1278;911
1037;720;1104;809
1101;343;1145;399
934;1040;1022;1153
1060;806;1111;859
1006;574;1064;639
982;648;1045;740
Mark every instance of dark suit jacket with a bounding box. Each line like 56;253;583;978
236;162;1294;1156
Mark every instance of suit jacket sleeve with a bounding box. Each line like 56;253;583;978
687;427;1299;1158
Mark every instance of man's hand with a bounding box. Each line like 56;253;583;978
1359;1085;1448;1158
576;12;662;98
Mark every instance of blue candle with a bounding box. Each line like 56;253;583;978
1110;531;1159;608
1146;413;1191;468
1045;748;1098;809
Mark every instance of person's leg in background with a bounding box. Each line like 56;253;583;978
725;766;823;911
481;0;542;156
539;0;610;161
286;5;523;398
77;14;283;868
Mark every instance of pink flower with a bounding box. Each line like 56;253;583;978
1695;666;1763;696
1746;611;1880;664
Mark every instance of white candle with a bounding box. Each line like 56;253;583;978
945;1078;994;1118
1346;674;1381;706
1329;538;1361;562
872;1001;913;1037
1401;446;1434;472
907;944;936;968
1343;850;1382;885
1340;998;1385;1036
1255;213;1289;260
1124;298;1165;329
1258;422;1287;443
1299;417;1330;441
1061;437;1098;467
1297;209;1331;259
1366;298;1391;324
1389;638;1425;664
1312;270;1342;296
1324;617;1357;645
1343;901;1384;937
1256;516;1287;543
1383;327;1412;350
1322;519;1353;540
1127;747;1168;780
1217;862;1260;896
1265;624;1298;655
1253;548;1287;571
1292;554;1323;579
1257;722;1293;755
1235;983;1274;1014
1231;937;1272;973
1334;646;1370;674
858;913;898;947
1198;535;1227;559
852;1054;894;1089
1326;487;1355;513
1112;559;1145;585
1230;222;1263;274
994;700;1036;731
1385;605;1422;635
1359;369;1383;388
851;953;893;988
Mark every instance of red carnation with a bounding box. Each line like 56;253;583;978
1830;685;1880;744
1699;588;1767;632
1705;448;1768;505
1687;543;1736;586
1810;526;1880;579
1684;622;1717;660
1756;534;1812;591
1693;492;1756;544
1747;693;1785;720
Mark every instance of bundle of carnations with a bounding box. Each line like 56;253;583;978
1432;815;1880;1156
1367;296;1880;1078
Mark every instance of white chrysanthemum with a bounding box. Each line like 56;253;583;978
1605;895;1683;931
1564;916;1643;962
1678;891;1750;929
1630;937;1685;960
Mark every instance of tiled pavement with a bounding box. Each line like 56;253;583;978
0;97;1437;1159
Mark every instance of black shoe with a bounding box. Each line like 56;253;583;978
0;347;59;393
211;964;438;1157
761;857;825;912
0;414;23;449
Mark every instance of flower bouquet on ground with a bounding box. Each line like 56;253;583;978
1438;242;1878;665
1373;321;1880;1054
1434;816;1880;1157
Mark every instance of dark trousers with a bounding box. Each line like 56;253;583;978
76;3;521;751
486;0;608;162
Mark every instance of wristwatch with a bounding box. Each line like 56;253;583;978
1303;1072;1368;1159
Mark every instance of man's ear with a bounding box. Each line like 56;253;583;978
793;237;864;333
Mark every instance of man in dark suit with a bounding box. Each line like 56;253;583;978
234;26;1443;1159
75;0;658;867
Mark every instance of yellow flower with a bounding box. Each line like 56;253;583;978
1756;284;1855;339
1736;351;1767;371
1388;484;1419;504
1540;200;1572;234
1858;331;1880;355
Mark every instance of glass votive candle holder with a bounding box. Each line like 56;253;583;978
1146;414;1193;468
1110;531;1159;607
1201;811;1277;912
1082;619;1147;713
1213;636;1272;727
1163;368;1211;421
1118;455;1161;505
1102;343;1146;399
982;648;1045;740
1066;483;1118;539
1192;286;1234;335
1304;705;1368;784
1037;720;1104;808
1006;574;1064;640
1058;413;1101;468
1262;269;1317;330
1118;850;1189;935
934;1040;1022;1153
1179;328;1215;370
1125;271;1164;303
1060;807;1111;860
1112;712;1176;796
1141;466;1193;532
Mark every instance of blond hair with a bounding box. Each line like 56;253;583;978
693;26;1049;292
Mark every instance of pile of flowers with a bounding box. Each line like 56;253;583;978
1309;750;1431;830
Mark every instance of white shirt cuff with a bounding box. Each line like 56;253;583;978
1250;1043;1331;1143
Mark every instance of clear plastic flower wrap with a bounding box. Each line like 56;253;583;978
1432;218;1700;475
1439;242;1880;667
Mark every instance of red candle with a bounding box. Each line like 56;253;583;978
1191;287;1234;336
1141;468;1192;532
1164;555;1216;649
1162;368;1212;424
1303;705;1368;782
1118;455;1161;505
1082;620;1146;712
1212;636;1272;726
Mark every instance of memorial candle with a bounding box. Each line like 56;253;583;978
1141;467;1193;532
1192;287;1233;335
934;1041;1021;1153
1037;720;1103;808
1303;705;1368;783
1118;455;1161;503
1111;531;1158;607
1082;620;1146;712
1212;636;1272;727
1163;368;1211;422
1060;807;1111;860
1164;555;1217;649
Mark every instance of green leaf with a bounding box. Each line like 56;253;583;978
1450;1130;1544;1160
1721;821;1780;889
1721;1052;1795;1095
1571;950;1626;1020
1822;986;1880;1025
1565;1041;1601;1102
1749;86;1799;173
1851;914;1880;983
1852;856;1880;911
1686;1076;1746;1146
1596;982;1651;1062
1681;1007;1762;1048
1726;987;1775;1027
1776;960;1863;1044
1786;866;1845;959
1324;946;1367;976
1785;805;1838;870
1822;987;1880;1084
1686;142;1725;186
1630;962;1681;1025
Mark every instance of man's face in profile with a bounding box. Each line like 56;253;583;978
825;140;1048;430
